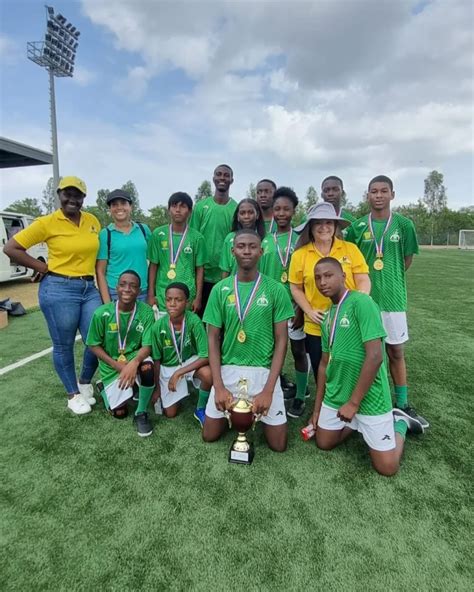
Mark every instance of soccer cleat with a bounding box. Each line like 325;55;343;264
193;408;206;428
393;408;424;435
134;412;153;437
67;394;92;415
395;405;429;429
287;398;305;419
78;382;96;405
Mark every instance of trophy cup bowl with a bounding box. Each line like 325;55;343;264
228;396;255;465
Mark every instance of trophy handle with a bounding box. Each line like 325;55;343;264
224;410;232;429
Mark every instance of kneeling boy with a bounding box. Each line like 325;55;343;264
310;258;423;476
151;283;212;423
202;229;294;452
86;270;156;437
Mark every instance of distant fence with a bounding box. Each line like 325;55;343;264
418;232;462;246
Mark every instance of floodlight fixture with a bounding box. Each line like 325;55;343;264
27;5;81;204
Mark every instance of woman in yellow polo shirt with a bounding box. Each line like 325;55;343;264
289;202;370;385
3;176;102;415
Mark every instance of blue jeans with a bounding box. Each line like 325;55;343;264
108;288;148;302
39;274;102;395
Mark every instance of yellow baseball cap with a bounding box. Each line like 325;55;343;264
57;176;87;195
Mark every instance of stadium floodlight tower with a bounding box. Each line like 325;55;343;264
27;5;81;207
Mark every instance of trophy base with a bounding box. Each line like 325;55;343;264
229;441;255;465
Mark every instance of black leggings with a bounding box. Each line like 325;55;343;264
198;281;216;318
305;334;322;382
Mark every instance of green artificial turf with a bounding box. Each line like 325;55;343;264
1;249;473;591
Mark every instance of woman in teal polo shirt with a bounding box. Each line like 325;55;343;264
96;189;151;302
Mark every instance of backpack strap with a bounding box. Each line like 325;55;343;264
137;222;147;240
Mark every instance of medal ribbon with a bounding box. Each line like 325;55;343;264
268;217;276;233
328;289;350;350
168;224;189;267
368;212;392;257
273;229;293;269
169;317;186;365
234;273;262;325
116;301;137;354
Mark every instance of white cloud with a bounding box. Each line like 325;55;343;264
71;66;97;86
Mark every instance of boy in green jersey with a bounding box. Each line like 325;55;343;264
86;270;156;437
260;187;309;417
309;258;423;476
321;176;356;233
256;178;277;233
202;229;294;452
190;164;238;315
147;192;207;316
220;198;266;277
345;175;428;429
150;283;212;425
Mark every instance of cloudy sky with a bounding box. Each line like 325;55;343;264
1;0;473;211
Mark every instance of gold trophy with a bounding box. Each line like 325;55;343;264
227;378;256;465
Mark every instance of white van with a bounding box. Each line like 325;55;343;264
0;211;48;282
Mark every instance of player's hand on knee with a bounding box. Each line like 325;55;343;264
337;401;358;423
252;390;272;416
168;371;182;392
118;360;138;390
215;387;233;412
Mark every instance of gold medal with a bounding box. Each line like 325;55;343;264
281;271;288;283
117;353;127;362
167;269;177;279
373;258;384;271
237;329;247;343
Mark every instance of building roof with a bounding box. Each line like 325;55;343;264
0;136;53;168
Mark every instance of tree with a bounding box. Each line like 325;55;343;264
423;170;447;245
353;192;371;218
147;206;169;230
304;186;318;212
121;180;146;222
195;180;212;201
5;198;43;218
42;177;56;213
246;183;256;200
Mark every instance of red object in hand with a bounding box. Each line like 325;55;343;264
301;424;315;441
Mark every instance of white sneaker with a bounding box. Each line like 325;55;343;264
68;394;92;415
78;383;96;405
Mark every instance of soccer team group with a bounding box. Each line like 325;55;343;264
5;165;430;476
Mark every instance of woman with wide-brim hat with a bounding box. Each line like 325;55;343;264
288;202;371;415
3;176;102;415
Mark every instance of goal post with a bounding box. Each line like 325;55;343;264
458;230;474;250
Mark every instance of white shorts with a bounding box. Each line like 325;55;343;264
288;319;305;341
104;356;153;410
159;355;201;409
318;403;396;451
381;312;408;345
205;365;287;426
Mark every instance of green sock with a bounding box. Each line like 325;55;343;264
136;385;154;415
394;419;408;439
197;389;210;410
295;370;308;401
395;385;408;408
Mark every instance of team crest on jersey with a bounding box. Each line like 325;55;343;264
227;294;236;304
390;231;400;242
257;295;269;307
339;315;350;328
363;231;372;240
340;256;350;265
135;321;144;333
164;339;172;347
184;245;193;254
90;225;98;234
108;322;118;332
161;241;168;248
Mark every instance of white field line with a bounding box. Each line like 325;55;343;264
0;335;82;376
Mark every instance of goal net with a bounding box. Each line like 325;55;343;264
458;229;474;249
